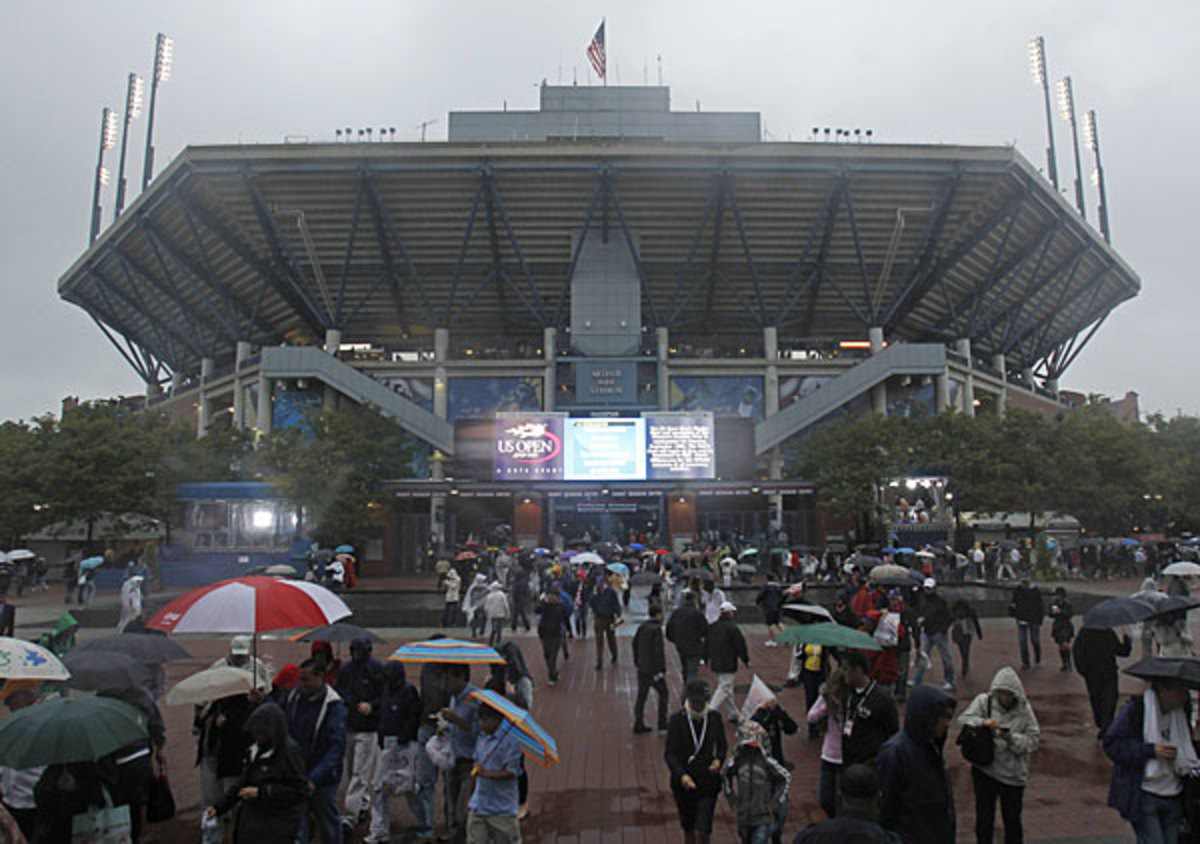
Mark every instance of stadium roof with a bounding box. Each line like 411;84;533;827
59;138;1138;384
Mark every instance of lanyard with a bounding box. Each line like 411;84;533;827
686;711;709;766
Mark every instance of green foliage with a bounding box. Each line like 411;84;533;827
0;420;45;546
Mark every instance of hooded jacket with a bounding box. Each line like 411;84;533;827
483;584;510;620
335;637;386;732
633;618;667;676
1010;583;1045;625
721;727;790;827
215;703;308;843
377;662;422;745
706;617;749;674
957;666;1040;786
284;683;347;787
876;684;956;844
665;604;708;661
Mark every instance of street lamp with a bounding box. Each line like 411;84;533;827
89;107;119;245
1081;109;1112;244
1027;37;1059;190
114;72;145;219
141;33;173;190
1056;76;1087;220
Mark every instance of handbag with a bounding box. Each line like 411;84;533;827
71;787;133;844
381;738;419;794
956;695;994;767
424;730;455;771
146;769;176;823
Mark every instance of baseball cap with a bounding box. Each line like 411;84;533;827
685;678;710;700
230;635;252;655
923;577;937;589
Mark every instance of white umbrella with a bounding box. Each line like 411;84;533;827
914;550;936;559
781;603;834;623
0;637;70;681
572;551;605;565
1163;562;1200;577
738;548;759;558
166;665;265;706
148;576;351;635
5;550;34;561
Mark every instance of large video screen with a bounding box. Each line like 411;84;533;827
491;413;715;481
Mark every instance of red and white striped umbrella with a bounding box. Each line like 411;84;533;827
148;576;351;635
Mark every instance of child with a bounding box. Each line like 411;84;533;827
1049;586;1075;671
722;720;790;844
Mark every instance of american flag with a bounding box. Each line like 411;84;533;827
587;20;606;81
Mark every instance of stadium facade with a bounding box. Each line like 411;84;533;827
58;85;1140;571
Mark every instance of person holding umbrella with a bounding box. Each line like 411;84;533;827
439;664;482;844
0;680;43;839
1073;611;1135;739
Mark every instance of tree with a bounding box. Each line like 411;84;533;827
0;420;46;546
1058;406;1153;537
1146;413;1200;535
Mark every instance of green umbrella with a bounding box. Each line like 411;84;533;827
0;695;148;768
774;622;881;651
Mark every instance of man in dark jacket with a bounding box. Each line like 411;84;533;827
949;598;984;678
793;764;902;843
368;662;423;844
195;692;255;844
1010;576;1045;669
876;683;957;844
1073;627;1133;738
590;578;623;669
841;650;900;769
756;578;786;641
510;568;532;632
335;636;386;823
536;589;570;684
666;592;709;685
707;602;750;722
910;579;956;692
633;603;669;733
286;657;348;844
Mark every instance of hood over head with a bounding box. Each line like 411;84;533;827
51;612;79;636
244;701;290;749
989;666;1027;702
383;661;408;689
273;664;300;691
903;683;956;745
349;636;373;660
1138;578;1159;596
489;582;503;592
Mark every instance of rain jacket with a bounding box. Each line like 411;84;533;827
665;605;708;661
37;612;78;657
957;666;1040;787
1010;583;1045;625
335;637;385;732
284;683;347;787
706;617;749;674
483;584;510;621
876;683;956;844
633;618;667;676
215;703;308;843
377;662;422;745
721;729;790;828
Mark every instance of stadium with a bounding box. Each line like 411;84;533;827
57;84;1140;573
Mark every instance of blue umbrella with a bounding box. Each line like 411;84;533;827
469;688;559;766
628;543;645;551
881;547;898;554
606;562;631;579
79;556;106;572
534;548;551;555
1120;538;1141;547
389;639;505;665
896;547;916;555
334;545;355;554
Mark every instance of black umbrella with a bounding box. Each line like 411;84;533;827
630;571;662;586
683;567;715;582
63;650;151;692
1123;657;1200;688
296;622;386;644
73;633;190;665
1082;596;1159;630
847;554;883;569
1147;596;1200;619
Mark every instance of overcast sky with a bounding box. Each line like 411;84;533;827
2;1;1196;422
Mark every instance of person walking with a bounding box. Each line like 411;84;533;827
365;662;423;844
805;669;847;819
707;602;750;722
1104;677;1196;843
483;582;510;648
703;580;728;626
665;679;728;844
910;579;956;692
793;764;903;843
1010;576;1044;669
535;589;570;685
284;658;348;844
876;683;957;844
950;598;984;679
958;667;1040;844
510;568;532;633
666;592;709;686
756;578;785;644
62;554;78;605
590;577;623;670
840;651;899;771
439;664;481;844
1048;587;1075;671
466;702;524;844
335;636;386;825
443;568;462;628
1072;627;1134;740
722;720;790;844
464;574;490;639
633;603;670;734
413;656;451;843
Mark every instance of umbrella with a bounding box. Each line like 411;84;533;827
63;650;150;691
1163;562;1200;577
781;604;834;623
455;551;478;561
5;550;34;562
847;554;883;569
263;564;298;577
606;562;630;579
680;550;703;561
914;550;936;559
630;571;661;586
628;543;645;551
148;576;351;635
655;549;672;556
683;567;715;581
573;552;605;565
1120;538;1141;547
73;633;191;665
881;547;898;554
869;564;917;586
775;622;881;651
0;637;70;681
295;622;386;644
469;688;559;766
1123;657;1200;688
0;696;148;768
534;548;551;555
895;547;916;555
166;665;266;706
79;556;106;572
389;638;505;665
1083;596;1159;629
1148;596;1200;618
738;548;759;558
335;545;355;554
736;563;758;574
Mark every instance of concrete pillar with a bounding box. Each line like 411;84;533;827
433;367;448;420
145;380;161;398
764;327;780;419
763;326;778;360
956;338;975;417
198;358;214;436
1023;367;1036;388
256;374;272;436
543;327;556;411
870;326;887;415
1046;377;1059;395
200;357;214;381
868;326;885;354
434;327;450;362
324;328;342;355
992;353;1008;415
232;341;252;429
935;374;950;412
656;326;670;410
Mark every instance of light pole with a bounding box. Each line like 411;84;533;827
141;33;173;191
1056;76;1086;220
1082;109;1112;244
1027;37;1059;190
89;107;119;245
114;72;145;219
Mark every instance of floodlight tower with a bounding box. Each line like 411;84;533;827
141;33;174;190
1056;76;1086;220
89;108;119;245
1082;109;1111;244
1027;37;1059;190
114;72;145;219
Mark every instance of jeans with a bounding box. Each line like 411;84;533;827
594;619;617;667
297;782;342;844
1017;622;1042;667
489;618;505;647
635;672;668;728
1132;791;1183;844
411;723;438;840
738;820;776;844
817;759;842;818
972;765;1024;844
448;758;475;844
442;601;460;628
541;636;561;682
911;632;956;688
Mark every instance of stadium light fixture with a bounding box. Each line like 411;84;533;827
1082;109;1111;243
1055;76;1087;220
89;107;119;244
114;72;145;219
1027;36;1059;190
142;33;174;190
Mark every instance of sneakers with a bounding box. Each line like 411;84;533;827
633;724;652;734
764;640;778;648
942;682;956;692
